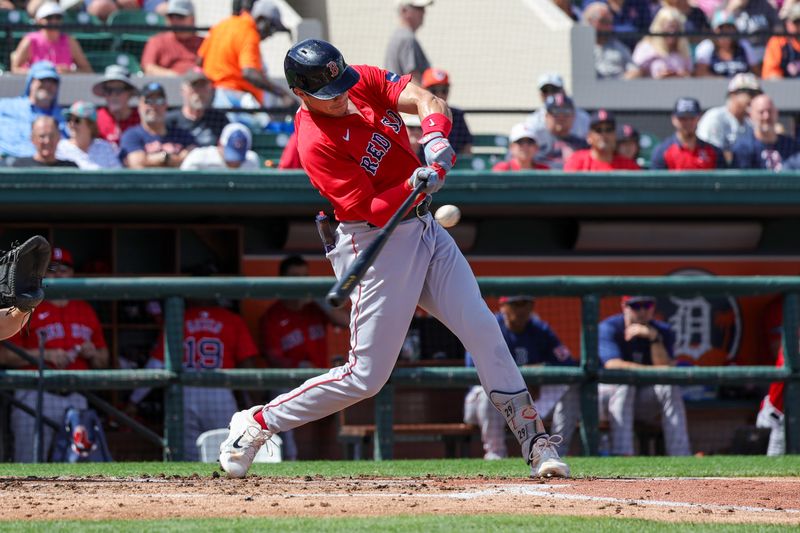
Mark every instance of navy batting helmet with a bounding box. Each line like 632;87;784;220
284;39;359;100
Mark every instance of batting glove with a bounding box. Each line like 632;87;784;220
419;132;456;173
408;167;445;194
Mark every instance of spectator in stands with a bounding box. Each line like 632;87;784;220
141;0;204;76
616;123;641;163
464;295;579;458
85;0;140;22
728;0;780;64
761;3;800;78
697;72;761;161
731;94;800;170
181;123;260;170
55;101;121;169
384;0;433;83
584;0;653;48
493;123;549;171
1;246;109;462
632;7;693;78
533;94;590;170
92;65;140;146
10;116;77;168
525;73;591;140
258;254;349;460
199;0;294;114
166;67;228;147
693;10;757;77
277;131;302;169
660;0;711;33
599;295;691;456
583;2;639;79
11;2;92;74
420;67;473;155
119;82;195;168
401;113;426;164
0;61;66;158
129;263;261;462
565;110;641;171
651;97;725;169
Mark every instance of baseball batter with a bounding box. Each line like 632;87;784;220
219;39;569;479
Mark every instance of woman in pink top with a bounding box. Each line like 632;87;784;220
632;7;693;78
11;2;91;74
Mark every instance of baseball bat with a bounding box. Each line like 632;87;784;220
325;180;428;308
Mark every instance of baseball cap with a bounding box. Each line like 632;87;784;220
397;0;434;7
787;2;800;21
727;72;762;94
92;64;137;97
166;0;194;16
141;81;166;98
617;123;640;141
673;96;702;117
182;66;209;85
590;109;615;128
220;123;252;163
711;9;737;29
499;295;534;304
421;67;449;88
51;247;73;267
250;0;287;31
64;100;97;122
537;73;564;91
621;295;656;305
35;2;64;20
508;122;537;144
29;60;59;82
545;93;574;113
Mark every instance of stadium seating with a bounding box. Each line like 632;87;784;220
65;11;114;56
85;50;142;75
107;10;165;59
251;131;291;162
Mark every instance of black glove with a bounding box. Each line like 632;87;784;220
0;235;51;312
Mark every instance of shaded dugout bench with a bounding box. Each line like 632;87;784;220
0;276;797;461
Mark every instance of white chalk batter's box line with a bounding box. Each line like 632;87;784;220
286;483;800;515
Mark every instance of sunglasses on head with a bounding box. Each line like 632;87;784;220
626;301;655;311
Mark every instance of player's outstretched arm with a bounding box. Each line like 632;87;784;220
397;83;456;173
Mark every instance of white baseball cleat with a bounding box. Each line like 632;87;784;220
528;434;570;478
219;405;272;478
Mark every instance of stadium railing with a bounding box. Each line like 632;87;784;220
0;276;797;461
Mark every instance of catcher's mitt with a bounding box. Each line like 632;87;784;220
0;235;51;312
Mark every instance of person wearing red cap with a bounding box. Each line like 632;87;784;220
597;295;691;456
420;67;473;155
564;110;640;171
3;247;109;462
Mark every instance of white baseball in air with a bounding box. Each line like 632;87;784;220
435;204;461;228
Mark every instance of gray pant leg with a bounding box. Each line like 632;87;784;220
651;384;691;456
607;384;636;456
550;385;580;456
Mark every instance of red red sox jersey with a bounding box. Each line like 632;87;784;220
151;306;258;370
11;300;107;370
295;64;420;221
563;150;640;171
259;301;331;369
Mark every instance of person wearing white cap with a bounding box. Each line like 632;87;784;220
696;72;762;161
142;0;204;76
11;1;91;74
384;0;433;83
523;72;590;139
492;123;549;171
181;123;260;170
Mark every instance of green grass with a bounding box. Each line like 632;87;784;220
0;516;793;533
0;455;798;479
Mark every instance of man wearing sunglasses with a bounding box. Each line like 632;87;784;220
564;109;640;171
762;3;800;79
533;93;588;170
598;295;691;457
92;65;141;146
118;82;196;169
420;68;472;155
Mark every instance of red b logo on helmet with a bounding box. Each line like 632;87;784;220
326;61;339;78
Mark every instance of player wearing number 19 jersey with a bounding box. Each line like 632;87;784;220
149;305;259;461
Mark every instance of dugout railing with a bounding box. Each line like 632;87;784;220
0;276;797;461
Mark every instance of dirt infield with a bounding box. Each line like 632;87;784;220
1;475;799;525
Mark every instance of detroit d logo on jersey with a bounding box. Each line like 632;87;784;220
657;268;742;366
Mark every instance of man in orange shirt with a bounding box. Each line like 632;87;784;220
564;110;640;171
762;4;800;79
198;0;294;111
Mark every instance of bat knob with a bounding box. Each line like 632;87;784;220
325;291;345;308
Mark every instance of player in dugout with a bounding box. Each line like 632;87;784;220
218;39;570;479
